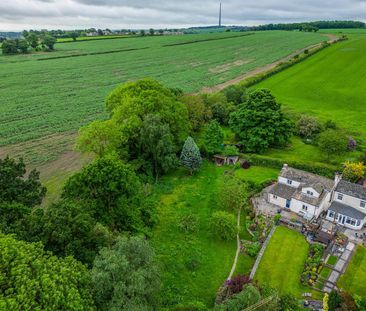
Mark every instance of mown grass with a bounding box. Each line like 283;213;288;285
150;162;277;308
0;30;326;164
327;255;338;266
338;246;366;296
255;226;321;298
255;32;366;139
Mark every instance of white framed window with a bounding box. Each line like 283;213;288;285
287;179;292;185
361;201;366;208
302;205;308;211
337;193;343;201
328;210;335;218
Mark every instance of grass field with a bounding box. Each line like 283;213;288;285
150;162;278;308
255;226;320;298
0;30;326;166
255;32;366;139
338;246;366;296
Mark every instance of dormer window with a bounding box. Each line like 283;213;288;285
287;179;292;185
361;201;366;208
337;194;343;201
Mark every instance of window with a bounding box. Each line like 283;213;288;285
302;205;308;211
306;190;314;196
361;201;366;208
357;220;361;226
337;193;343;201
328;210;335;218
287;179;292;185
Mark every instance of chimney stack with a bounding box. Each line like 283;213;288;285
334;172;342;186
283;163;288;169
363;179;366;188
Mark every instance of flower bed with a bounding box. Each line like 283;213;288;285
301;243;325;286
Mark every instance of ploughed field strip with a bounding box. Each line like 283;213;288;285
0;31;325;164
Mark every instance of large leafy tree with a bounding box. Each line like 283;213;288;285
229;89;292;153
21;200;114;267
78;79;189;178
181;94;212;132
180;137;202;175
91;236;160;311
0;234;95;310
203;120;224;156
203;93;236;125
139;114;177;179
318;130;348;160
0;156;46;207
62;156;150;231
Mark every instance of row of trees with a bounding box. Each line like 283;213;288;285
1;33;56;55
251;20;365;31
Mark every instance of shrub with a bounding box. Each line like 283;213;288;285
342;161;366;183
225;274;251;294
210;211;237;240
222;145;239;156
246;242;261;257
178;214;199;233
324;120;337;130
348;137;357;151
297;115;322;139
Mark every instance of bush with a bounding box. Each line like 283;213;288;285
178;214;199;233
318;130;349;160
210;211;237;240
324;120;337;130
297;115;322;139
246;242;261;257
222;145;239;156
226;274;251;294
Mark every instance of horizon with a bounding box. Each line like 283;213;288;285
1;0;366;32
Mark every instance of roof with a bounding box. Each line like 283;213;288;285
281;166;334;192
336;180;366;201
269;183;297;200
329;201;366;220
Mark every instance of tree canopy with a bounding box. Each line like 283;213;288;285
0;234;95;310
229;89;292;153
0;156;46;207
91;236;160;311
180;137;202;175
62;156;151;231
203;120;224;156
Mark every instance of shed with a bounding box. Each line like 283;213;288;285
214;155;227;166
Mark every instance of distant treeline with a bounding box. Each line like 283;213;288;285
251;20;365;31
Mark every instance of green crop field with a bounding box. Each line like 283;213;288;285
0;30;326;167
255;31;366;139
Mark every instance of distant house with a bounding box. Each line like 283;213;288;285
268;164;334;220
267;164;366;230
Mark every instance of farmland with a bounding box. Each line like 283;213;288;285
0;30;326;166
255;31;366;139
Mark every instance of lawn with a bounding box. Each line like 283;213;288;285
338;246;366;296
0;30;326;166
327;255;338;266
255;32;366;139
150;162;277;308
255;226;319;298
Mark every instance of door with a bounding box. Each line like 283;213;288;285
286;199;291;208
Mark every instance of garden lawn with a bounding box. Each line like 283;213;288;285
150;162;276;308
338;246;366;296
255;226;319;298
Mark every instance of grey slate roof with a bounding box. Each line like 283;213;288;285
269;183;297;200
281;167;334;192
329;201;366;220
336;180;366;201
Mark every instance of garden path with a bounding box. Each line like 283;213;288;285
227;209;242;280
324;241;355;293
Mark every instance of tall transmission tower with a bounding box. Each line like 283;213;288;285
219;2;222;27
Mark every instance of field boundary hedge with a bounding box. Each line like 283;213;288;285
162;33;255;47
238;36;347;88
56;35;137;44
37;47;149;61
242;154;340;178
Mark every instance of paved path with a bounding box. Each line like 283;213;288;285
324;241;355;293
249;226;277;280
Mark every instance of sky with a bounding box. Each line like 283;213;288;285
1;0;366;31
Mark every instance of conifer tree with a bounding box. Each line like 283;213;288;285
180;137;202;175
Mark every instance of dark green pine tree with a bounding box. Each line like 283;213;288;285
180;137;202;175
